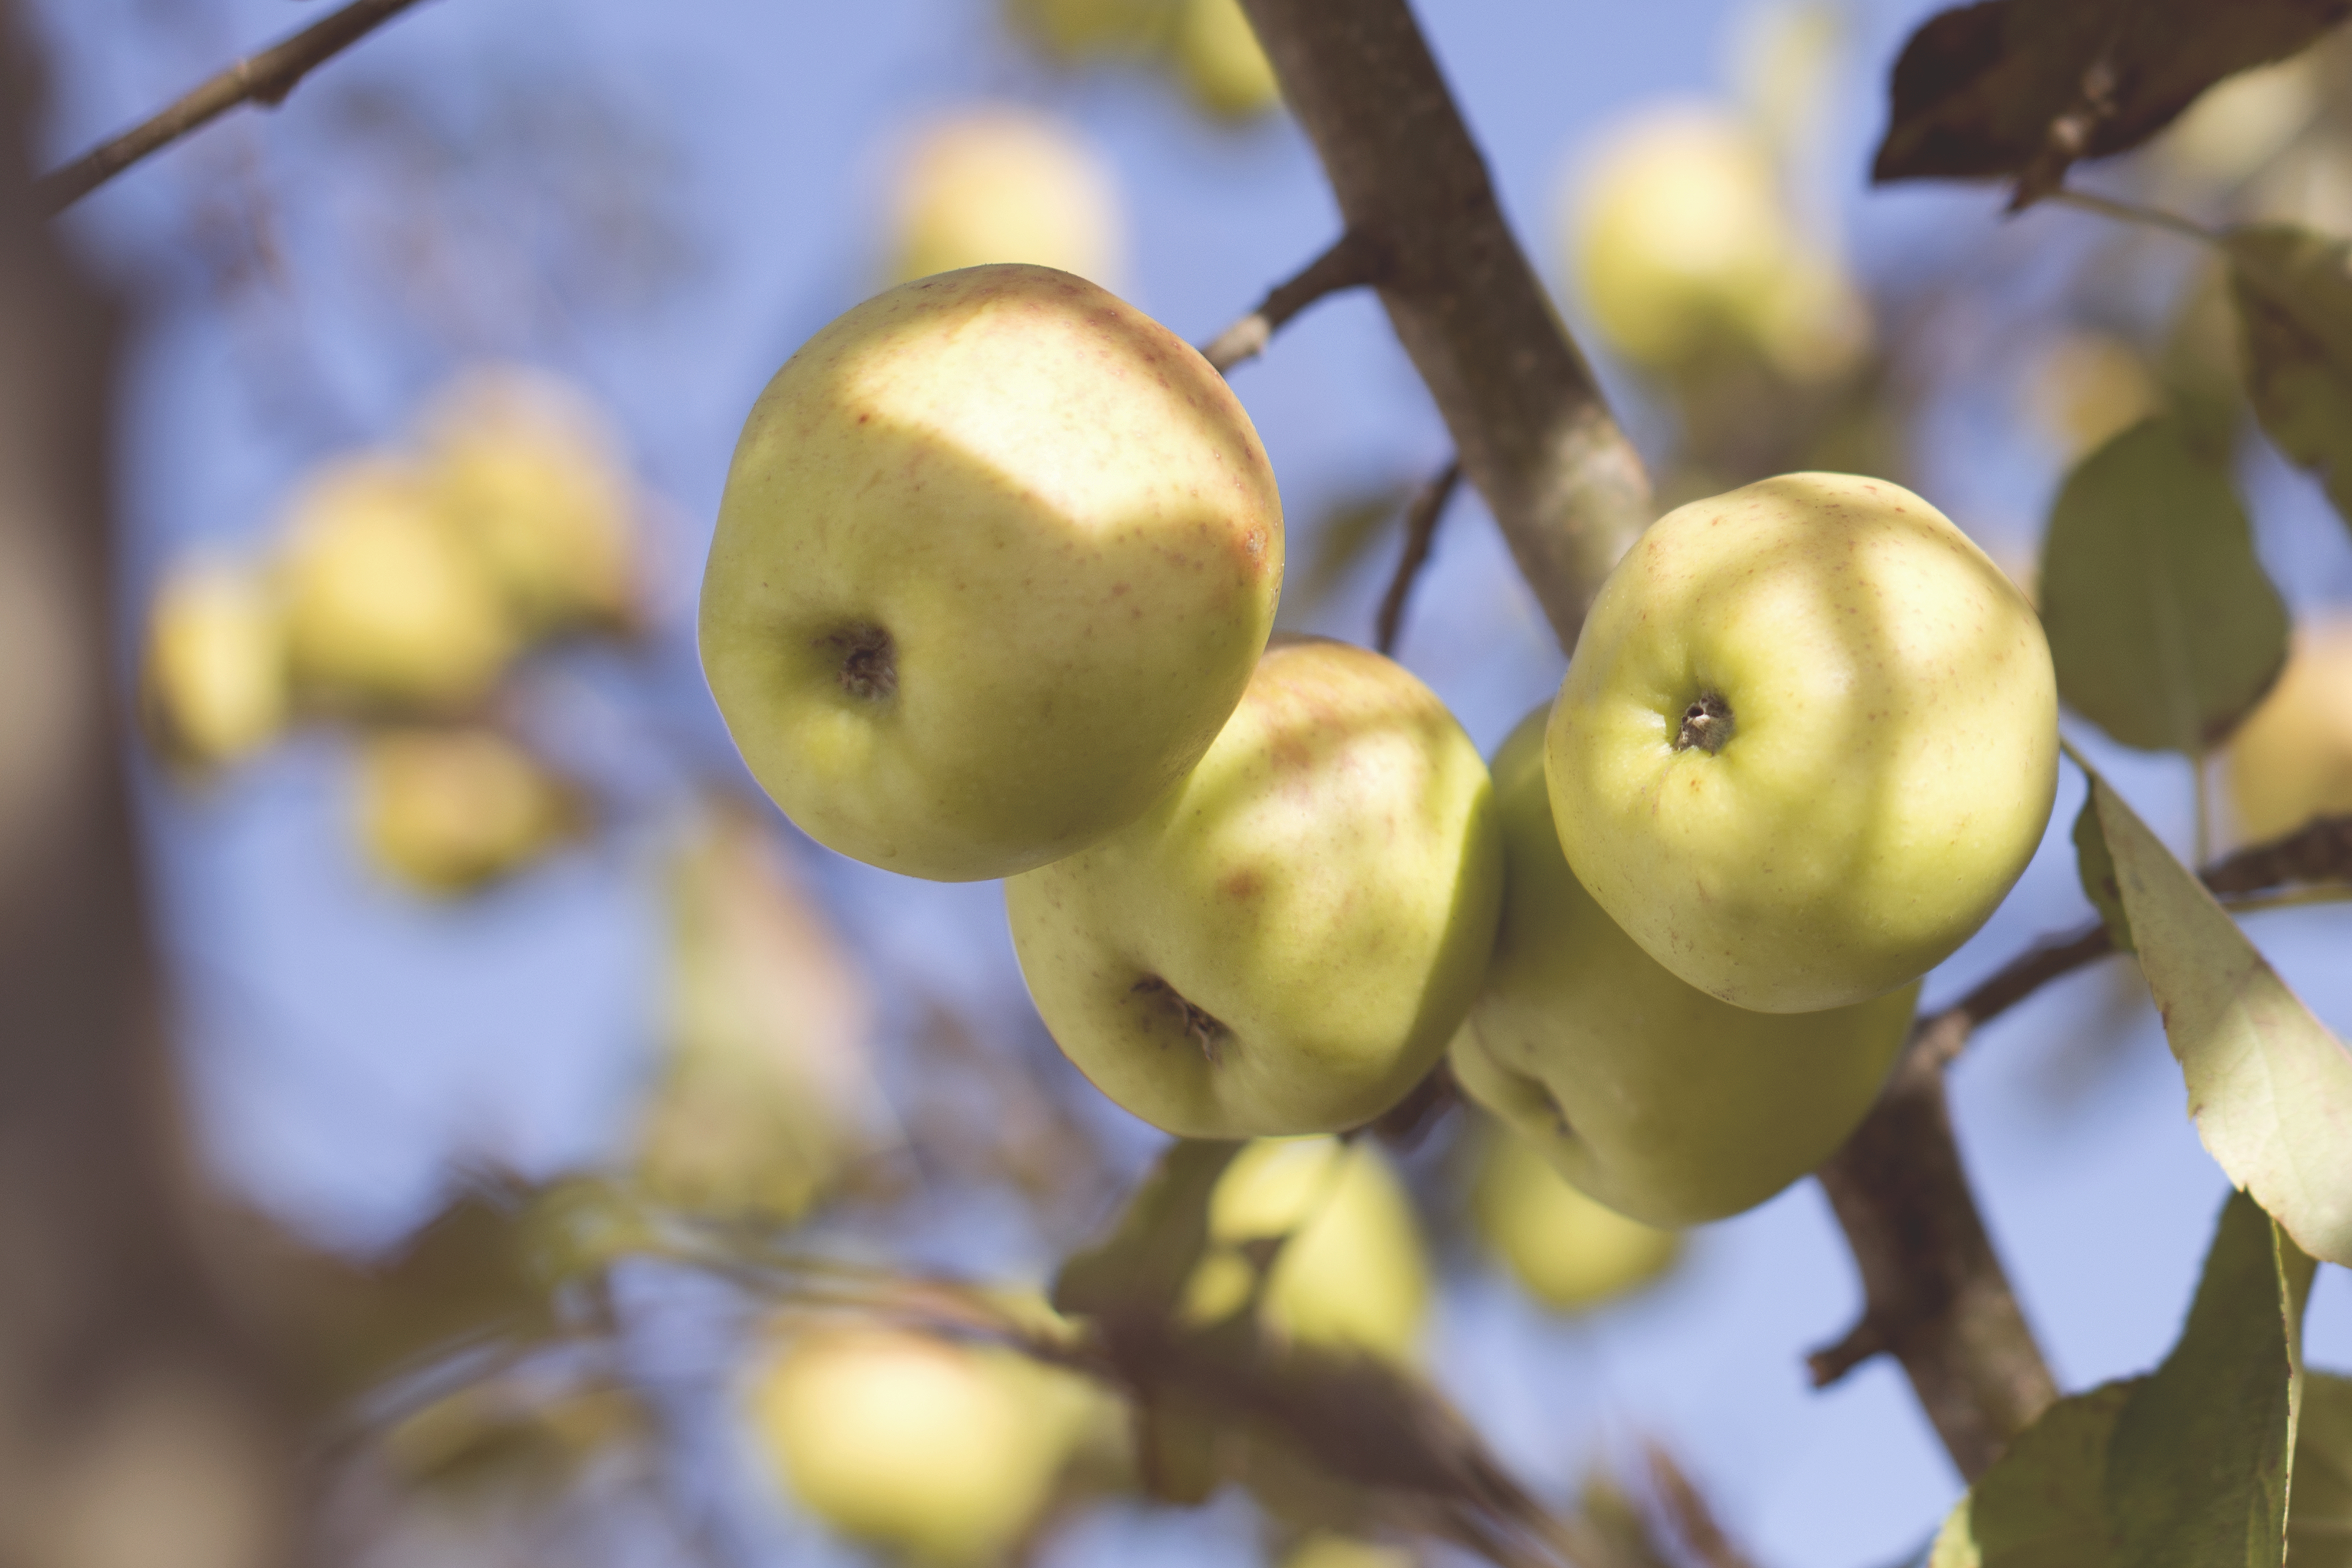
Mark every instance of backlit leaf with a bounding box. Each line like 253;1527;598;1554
2040;417;2288;753
2293;1374;2352;1567
1872;0;2352;206
2072;793;2133;953
2085;772;2352;1262
1929;1379;2133;1568
2105;1190;2317;1568
2225;224;2352;536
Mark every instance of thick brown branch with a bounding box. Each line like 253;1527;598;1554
1374;459;1461;655
1237;0;1652;650
1812;1050;2058;1480
35;0;436;216
1200;227;1393;373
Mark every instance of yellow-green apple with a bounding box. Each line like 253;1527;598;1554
700;264;1282;882
1547;472;2056;1014
1179;1135;1430;1362
1281;1535;1417;1568
1006;636;1501;1136
1462;708;1917;1224
141;556;289;770
1171;0;1282;122
1563;103;1866;382
746;1323;1099;1565
354;727;577;896
2225;616;2352;843
419;366;639;639
1468;1116;1678;1311
280;455;517;713
885;108;1124;287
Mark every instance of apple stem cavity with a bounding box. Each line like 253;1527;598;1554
1674;691;1734;755
1131;975;1230;1065
825;623;898;702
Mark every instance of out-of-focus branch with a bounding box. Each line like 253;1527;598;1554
1200;227;1394;373
1236;0;1653;652
1807;809;2352;1477
35;0;436;216
1374;459;1461;655
0;8;291;1564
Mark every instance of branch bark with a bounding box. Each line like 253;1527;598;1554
1374;458;1461;654
1237;0;1652;651
0;10;291;1561
35;0;436;216
1200;227;1394;373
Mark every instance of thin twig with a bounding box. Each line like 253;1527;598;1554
35;0;438;217
1200;227;1393;373
1374;459;1461;655
2049;186;2220;248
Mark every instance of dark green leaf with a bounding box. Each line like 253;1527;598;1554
2105;1191;2318;1568
2040;417;2288;753
2088;771;2352;1263
2072;793;2134;953
2225;224;2352;536
2293;1373;2352;1567
1930;1379;2135;1567
1873;0;2351;206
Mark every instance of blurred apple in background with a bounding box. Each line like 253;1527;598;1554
1280;1532;1418;1568
2022;330;2163;462
885;107;1125;286
1000;0;1165;66
747;1323;1101;1565
1007;637;1501;1139
354;727;578;896
700;263;1282;882
141;556;290;771
1170;0;1281;122
1562;103;1866;383
1469;1119;1679;1313
2225;617;2352;843
1180;1135;1431;1363
419;366;641;639
281;456;517;714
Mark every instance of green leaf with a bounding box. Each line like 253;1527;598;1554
2105;1191;2318;1568
2086;771;2352;1262
2224;224;2352;536
2040;417;2289;754
2073;793;2134;953
2293;1373;2352;1566
1929;1379;2136;1568
1872;1;2352;206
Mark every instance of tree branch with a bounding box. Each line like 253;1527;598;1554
1806;809;2352;1477
34;0;436;217
1374;458;1460;655
1237;0;1653;651
1200;227;1394;373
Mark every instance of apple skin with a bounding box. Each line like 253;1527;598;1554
746;1324;1097;1565
1459;708;1917;1227
2225;617;2352;844
700;264;1282;882
1006;636;1502;1138
1469;1117;1679;1312
1547;472;2057;1014
1179;1135;1431;1363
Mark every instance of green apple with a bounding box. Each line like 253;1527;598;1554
700;263;1283;882
354;727;576;896
1179;1135;1430;1363
886;108;1125;288
2225;617;2352;843
1548;472;2057;1014
280;455;518;713
1469;1116;1679;1311
141;556;290;770
746;1323;1098;1565
1462;708;1917;1226
1006;636;1501;1137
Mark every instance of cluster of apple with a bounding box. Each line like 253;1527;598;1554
141;367;639;894
699;260;2060;1238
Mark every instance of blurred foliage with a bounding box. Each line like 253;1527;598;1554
1002;0;1281;122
